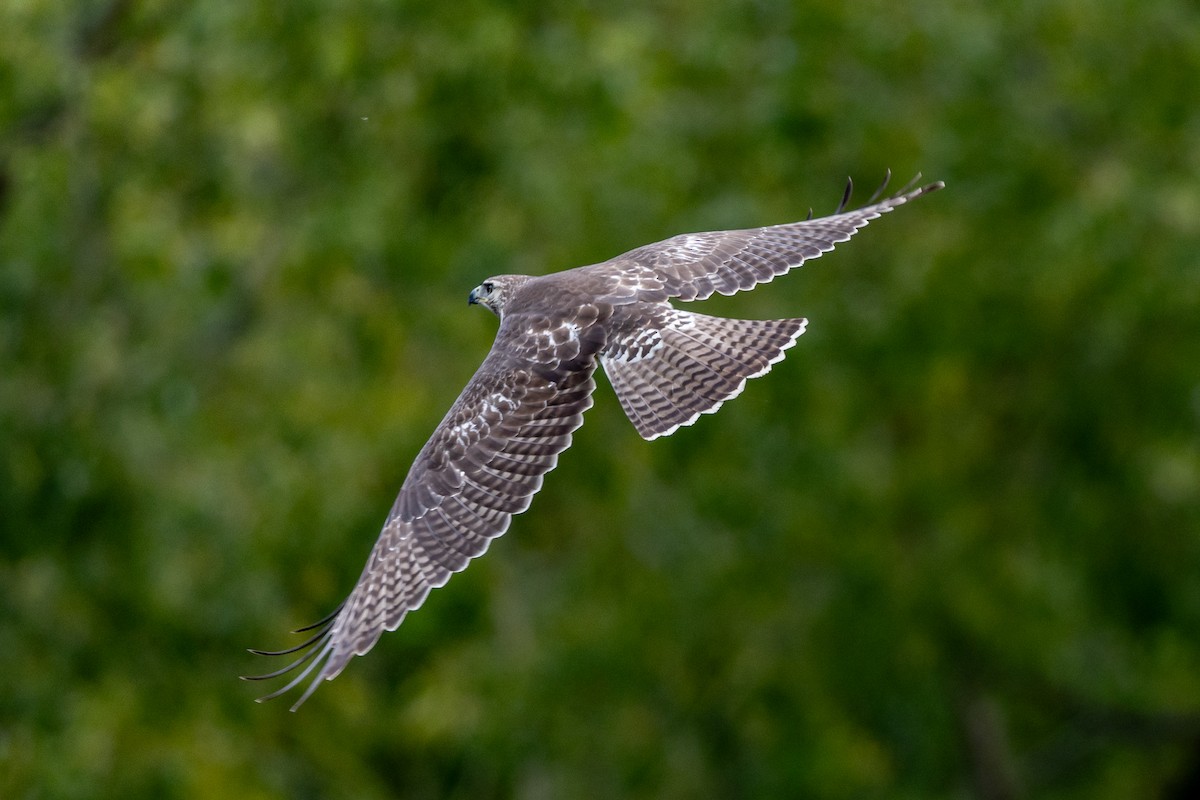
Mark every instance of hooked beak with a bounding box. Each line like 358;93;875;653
467;287;479;306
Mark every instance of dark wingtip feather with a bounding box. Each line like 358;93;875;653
896;172;946;200
250;641;331;708
241;643;325;682
245;625;329;657
879;173;944;207
293;602;344;633
243;605;342;709
831;170;945;217
836;177;854;213
868;168;892;204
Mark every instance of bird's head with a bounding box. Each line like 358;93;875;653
468;275;526;318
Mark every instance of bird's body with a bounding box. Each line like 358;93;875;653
247;175;943;709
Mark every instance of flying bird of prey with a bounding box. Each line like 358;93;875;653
246;173;943;709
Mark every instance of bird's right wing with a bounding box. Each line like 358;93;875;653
596;174;943;303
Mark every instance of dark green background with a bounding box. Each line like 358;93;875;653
3;1;1198;798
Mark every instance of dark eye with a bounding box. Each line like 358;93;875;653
483;281;494;293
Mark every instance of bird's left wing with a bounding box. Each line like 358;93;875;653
245;339;598;710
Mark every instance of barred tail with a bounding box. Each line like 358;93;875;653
601;312;807;440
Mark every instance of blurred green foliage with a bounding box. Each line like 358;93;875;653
3;1;1199;798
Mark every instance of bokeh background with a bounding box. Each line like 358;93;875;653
3;1;1199;798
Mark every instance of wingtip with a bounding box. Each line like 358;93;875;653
824;171;943;217
836;176;854;213
245;605;342;707
899;173;945;198
885;173;945;205
907;179;945;201
868;168;892;204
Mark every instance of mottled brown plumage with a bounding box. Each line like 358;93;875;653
246;174;943;709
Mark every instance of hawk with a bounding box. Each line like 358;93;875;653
246;173;943;709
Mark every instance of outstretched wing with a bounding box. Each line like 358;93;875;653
245;342;598;710
596;174;944;303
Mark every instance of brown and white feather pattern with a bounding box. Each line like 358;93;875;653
600;178;942;303
602;308;807;440
247;175;943;708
